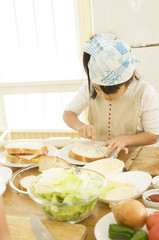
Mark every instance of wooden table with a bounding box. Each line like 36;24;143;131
2;149;144;240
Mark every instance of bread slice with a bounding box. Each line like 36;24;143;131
69;142;108;162
19;175;37;192
38;155;71;172
5;141;48;155
6;153;42;164
104;186;139;200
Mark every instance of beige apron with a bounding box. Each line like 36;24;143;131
88;85;145;142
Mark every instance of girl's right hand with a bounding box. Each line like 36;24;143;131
77;124;95;142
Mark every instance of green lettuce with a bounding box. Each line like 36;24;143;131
31;167;107;221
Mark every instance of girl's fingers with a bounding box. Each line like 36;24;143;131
104;141;128;157
81;127;86;138
123;147;128;154
113;146;128;157
78;125;95;140
105;147;114;157
87;127;92;139
114;146;122;157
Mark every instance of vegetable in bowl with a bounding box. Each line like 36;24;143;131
28;167;107;223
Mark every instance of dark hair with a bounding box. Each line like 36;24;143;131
83;51;140;99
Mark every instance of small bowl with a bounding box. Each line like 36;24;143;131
142;189;159;209
0;166;12;184
83;158;124;177
28;167;107;223
152;176;159;189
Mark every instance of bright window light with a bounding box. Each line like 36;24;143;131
0;0;82;82
0;0;87;131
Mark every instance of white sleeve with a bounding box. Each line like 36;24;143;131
141;84;159;135
64;81;90;115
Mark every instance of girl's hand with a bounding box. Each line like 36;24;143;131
77;124;95;142
103;136;128;157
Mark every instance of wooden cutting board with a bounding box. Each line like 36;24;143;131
125;147;159;176
7;215;87;240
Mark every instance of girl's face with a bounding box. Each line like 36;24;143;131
92;83;128;101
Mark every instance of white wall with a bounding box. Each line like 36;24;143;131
92;0;159;92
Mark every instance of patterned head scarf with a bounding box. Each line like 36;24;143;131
84;34;136;86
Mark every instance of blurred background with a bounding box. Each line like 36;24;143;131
0;0;158;139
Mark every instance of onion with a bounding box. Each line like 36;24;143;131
109;199;148;230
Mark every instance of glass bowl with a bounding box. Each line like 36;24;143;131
28;167;107;223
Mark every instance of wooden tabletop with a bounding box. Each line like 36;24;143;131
2;149;146;240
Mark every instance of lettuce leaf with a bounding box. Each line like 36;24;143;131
31;167;107;221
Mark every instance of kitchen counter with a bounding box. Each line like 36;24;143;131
2;146;158;239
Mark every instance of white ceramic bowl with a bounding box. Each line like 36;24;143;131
83;158;124;177
100;171;152;204
152;176;159;189
142;189;159;209
0;166;12;184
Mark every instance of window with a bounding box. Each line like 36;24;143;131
0;0;93;131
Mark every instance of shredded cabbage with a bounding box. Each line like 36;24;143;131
31;167;107;221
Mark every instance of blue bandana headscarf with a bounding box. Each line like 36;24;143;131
84;34;136;86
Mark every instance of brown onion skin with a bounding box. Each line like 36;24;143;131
110;199;148;231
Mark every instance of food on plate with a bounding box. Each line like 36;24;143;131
38;155;70;172
148;223;159;240
108;224;148;240
146;211;159;230
100;174;139;200
130;230;148;240
110;199;148;231
108;223;134;239
68;142;108;162
19;175;37;191
5;141;48;164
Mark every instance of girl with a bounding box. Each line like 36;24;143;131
63;34;159;157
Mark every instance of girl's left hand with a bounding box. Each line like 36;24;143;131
103;136;128;158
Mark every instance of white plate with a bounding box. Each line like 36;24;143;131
59;141;104;166
100;171;152;203
0;166;12;184
0;144;58;168
94;208;158;240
